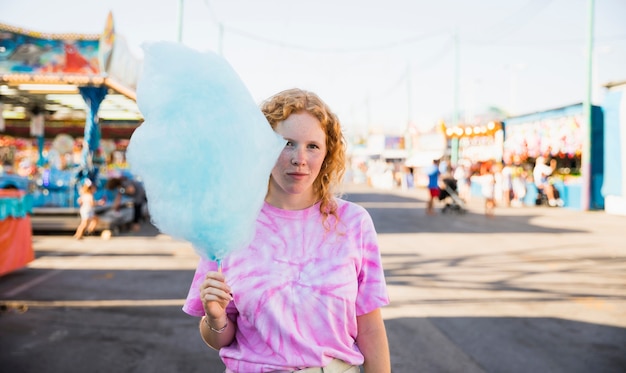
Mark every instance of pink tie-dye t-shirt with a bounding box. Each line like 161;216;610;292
183;199;389;372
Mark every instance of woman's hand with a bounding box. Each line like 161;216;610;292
198;271;236;350
200;271;233;320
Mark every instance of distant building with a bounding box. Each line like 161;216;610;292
602;80;626;216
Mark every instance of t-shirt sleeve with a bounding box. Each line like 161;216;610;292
182;257;218;317
354;207;390;316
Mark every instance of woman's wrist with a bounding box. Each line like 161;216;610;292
203;315;228;333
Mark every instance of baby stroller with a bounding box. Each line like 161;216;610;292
439;177;466;214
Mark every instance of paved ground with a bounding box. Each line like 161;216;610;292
1;184;625;373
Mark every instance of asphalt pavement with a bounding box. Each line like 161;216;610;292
1;183;625;373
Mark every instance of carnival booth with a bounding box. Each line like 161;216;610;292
444;120;504;165
443;120;505;200
502;103;604;210
0;165;34;276
0;13;142;235
0;134;33;275
602;81;626;216
0;186;33;276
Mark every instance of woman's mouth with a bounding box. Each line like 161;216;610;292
287;172;308;180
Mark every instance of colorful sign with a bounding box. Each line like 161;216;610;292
503;105;585;160
0;13;140;95
0;24;101;75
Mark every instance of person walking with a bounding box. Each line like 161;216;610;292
426;158;441;215
480;163;496;217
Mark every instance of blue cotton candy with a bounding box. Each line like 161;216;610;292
126;41;285;261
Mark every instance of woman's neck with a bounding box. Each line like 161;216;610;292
265;188;317;211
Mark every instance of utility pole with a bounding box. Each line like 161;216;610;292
365;95;371;135
451;28;460;166
177;0;184;43
406;62;412;130
581;0;595;210
218;23;224;56
406;62;413;158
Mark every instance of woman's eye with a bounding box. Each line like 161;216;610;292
285;141;294;147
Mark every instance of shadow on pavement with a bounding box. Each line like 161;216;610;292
342;190;588;235
0;264;222;372
33;220;164;238
3;309;624;372
0;304;224;373
386;316;626;373
2;185;622;373
381;244;625;307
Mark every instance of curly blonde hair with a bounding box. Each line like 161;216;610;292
261;88;346;224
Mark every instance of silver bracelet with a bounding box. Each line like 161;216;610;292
204;316;228;333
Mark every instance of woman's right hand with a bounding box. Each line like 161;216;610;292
200;271;233;320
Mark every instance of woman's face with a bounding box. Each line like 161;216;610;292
267;111;327;209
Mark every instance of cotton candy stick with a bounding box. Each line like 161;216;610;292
126;41;285;262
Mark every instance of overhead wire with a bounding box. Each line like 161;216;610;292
200;0;623;127
466;34;626;47
361;35;456;108
201;0;458;122
471;0;554;42
202;0;448;53
224;27;450;53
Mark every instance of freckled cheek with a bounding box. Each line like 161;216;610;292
309;156;325;174
276;152;291;166
270;152;289;175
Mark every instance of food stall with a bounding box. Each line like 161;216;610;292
443;120;505;200
444;120;504;164
502;103;604;210
0;13;142;235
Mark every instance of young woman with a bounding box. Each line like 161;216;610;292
183;88;391;372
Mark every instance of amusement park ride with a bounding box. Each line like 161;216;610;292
0;13;143;237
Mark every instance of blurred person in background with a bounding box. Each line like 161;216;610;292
453;159;471;202
73;181;104;239
106;175;147;231
500;159;514;207
426;158;441;215
533;156;562;207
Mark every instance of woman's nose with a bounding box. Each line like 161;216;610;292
291;148;305;166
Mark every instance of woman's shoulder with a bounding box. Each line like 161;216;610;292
333;197;377;235
334;197;370;218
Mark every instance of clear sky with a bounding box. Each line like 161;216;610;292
2;0;626;136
